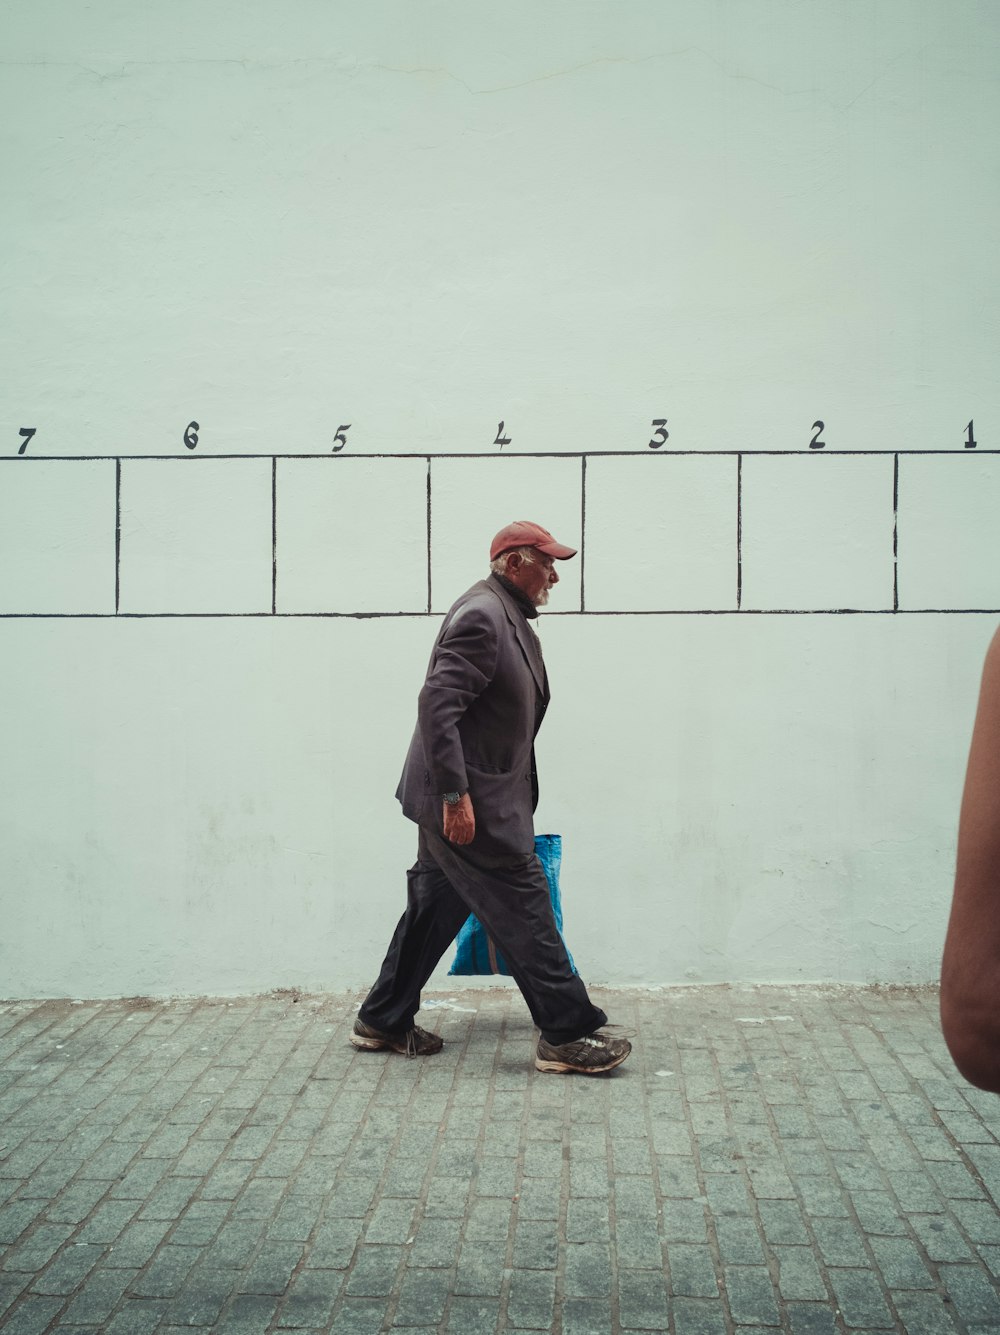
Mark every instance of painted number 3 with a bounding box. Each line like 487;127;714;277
648;419;668;448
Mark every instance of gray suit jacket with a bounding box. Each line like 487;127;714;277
396;575;550;862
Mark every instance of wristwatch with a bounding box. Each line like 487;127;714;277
442;791;462;805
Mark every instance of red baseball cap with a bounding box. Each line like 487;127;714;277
490;520;577;562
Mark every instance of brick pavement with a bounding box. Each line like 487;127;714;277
1;986;999;1333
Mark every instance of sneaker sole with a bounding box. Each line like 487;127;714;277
350;1033;443;1056
349;1033;393;1051
534;1050;630;1075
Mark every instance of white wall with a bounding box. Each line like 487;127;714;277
1;2;998;996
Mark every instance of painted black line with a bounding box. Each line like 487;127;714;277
115;458;121;615
4;608;1000;620
580;455;587;614
271;457;277;616
426;457;432;614
736;453;743;612
893;453;899;613
5;449;1000;463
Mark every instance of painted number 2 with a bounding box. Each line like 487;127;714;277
809;421;825;449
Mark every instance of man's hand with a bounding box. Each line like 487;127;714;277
443;793;475;845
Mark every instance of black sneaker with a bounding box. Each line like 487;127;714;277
535;1029;631;1075
350;1017;443;1057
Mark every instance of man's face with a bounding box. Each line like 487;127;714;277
507;550;559;606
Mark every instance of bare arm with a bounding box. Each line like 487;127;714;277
941;627;1000;1091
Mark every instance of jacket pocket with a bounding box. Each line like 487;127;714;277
466;758;512;776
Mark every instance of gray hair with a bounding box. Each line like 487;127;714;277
490;546;539;576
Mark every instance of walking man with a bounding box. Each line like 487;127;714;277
352;520;631;1074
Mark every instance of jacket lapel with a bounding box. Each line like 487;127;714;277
488;581;546;697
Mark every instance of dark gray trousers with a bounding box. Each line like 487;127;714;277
358;826;607;1046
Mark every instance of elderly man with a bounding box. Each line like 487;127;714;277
352;520;631;1075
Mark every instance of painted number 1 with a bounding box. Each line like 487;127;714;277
965;420;977;449
17;427;36;454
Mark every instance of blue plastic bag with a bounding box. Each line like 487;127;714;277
449;833;576;976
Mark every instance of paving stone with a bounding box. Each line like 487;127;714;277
0;1201;46;1246
849;1189;907;1236
561;1297;614;1335
891;1170;946;1213
0;1295;68;1334
308;1219;365;1270
618;1268;669;1330
444;1294;500;1333
662;1198;708;1243
826;1267;895;1329
515;1177;561;1221
724;1264;781;1325
910;1214;976;1263
671;1296;729;1334
424;1176;472;1220
29;1241;105;1295
893;1290;962;1334
773;1244;827;1302
165;1261;232;1325
811;1216;870;1267
616;1215;663;1268
714;1216;765;1265
327;1302;389;1335
168;1199;231;1246
506;1267;556;1328
453;1240;506;1296
795;1176;850;1218
512;1219;558;1269
464;1197;513;1243
703;1172;752;1216
406;1219;461;1269
563;1241;613;1298
869;1234;937;1289
668;1243;719;1298
241;1240;307;1294
786;1303;840;1335
937;1264;1000;1325
364;1198;418;1245
391;1266;451;1326
44;1179;109;1225
138;1175;199;1221
276;1267;342;1327
758;1199;806;1244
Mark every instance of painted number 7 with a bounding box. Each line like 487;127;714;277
17;427;36;454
